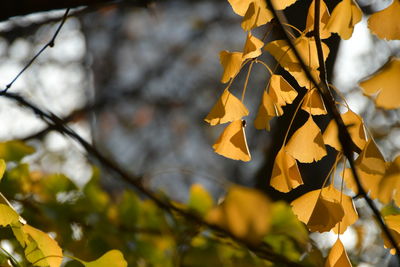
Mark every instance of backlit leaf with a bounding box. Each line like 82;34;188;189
219;51;243;83
269;74;298;114
0;141;35;162
205;89;249;126
325;0;362;40
80;250;127;267
368;0;400;40
0;204;20;226
343;167;382;200
325;238;352;267
286;116;327;163
359;57;400;109
378;156;400;206
254;91;277;131
188;184;214;216
0;159;5;181
243;32;264;60
305;0;331;39
355;139;386;176
206;186;271;244
301;88;327;115
270;0;299;10
382;215;400;255
270;147;303;192
212;120;251;161
241;1;273;31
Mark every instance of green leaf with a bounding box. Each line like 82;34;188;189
0;141;35;162
80;250;127;267
188;184;214;216
118;191;140;227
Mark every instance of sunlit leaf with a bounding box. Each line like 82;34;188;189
359;57;400;109
325;238;352;267
219;51;243;83
270;147;303;192
269;74;298;115
241;1;273;31
291;185;345;232
343;167;382;200
0;141;35;162
368;0;400;40
243;32;264;60
0;204;20;226
22;224;63;267
205;89;249;126
206;186;271;244
301;88;327;115
188;184;214;216
355;139;386;176
382;215;400;255
0;159;5;181
212;120;251;161
286;116;327;163
378;156;400;206
254;91;277;131
325;0;362;40
323;110;367;151
305;0;331;39
79;250;127;267
270;0;299;10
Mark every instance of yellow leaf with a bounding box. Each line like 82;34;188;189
270;147;303;192
22;224;63;267
325;238;352;267
355;139;386;176
204;89;249;125
305;0;331;39
81;250;127;267
286;116;327;163
220;51;243;83
382;215;400;255
323;110;367;151
0;159;5;181
325;0;362;40
206;186;271;244
359;57;400;109
269;74;298;114
241;0;273;31
368;0;400;40
188;184;214;216
0;204;20;226
291;185;345;232
228;0;252;16
243;32;264;60
378;156;400;206
254;91;277;131
270;0;299;10
343;167;382;200
212;120;251;161
301;88;327;115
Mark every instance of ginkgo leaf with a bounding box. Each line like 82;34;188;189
243;32;264;60
270;0;299;10
0;204;20;226
220;51;243;83
206;186;271;244
321;185;358;234
228;0;252;16
343;167;382;200
188;184;214;216
269;74;298;114
359;57;400;109
325;0;362;40
286;116;327;163
355;139;386;176
291;185;345;232
80;250;127;267
22;224;63;267
325;238;352;267
254;91;277;131
378;156;400;206
270;147;303;192
382;215;400;255
323;110;367;151
301;88;327;115
213;120;251;161
241;1;273;31
204;89;249;125
368;0;400;40
305;0;331;39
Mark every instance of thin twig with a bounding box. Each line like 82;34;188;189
266;0;400;257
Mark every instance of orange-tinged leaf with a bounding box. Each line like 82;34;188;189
291;185;345;232
325;0;362;40
343;167;383;200
243;32;264;60
241;1;273;31
205;89;249;125
286;116;327;163
269;74;298;114
228;0;252;16
22;224;63;267
382;215;400;254
254;91;277;131
378;156;400;206
270;0;298;10
359;57;400;109
368;0;400;40
355;139;386;176
323;110;367;151
213;120;251;161
220;51;243;83
301;88;327;115
270;147;303;192
80;250;127;267
325;238;352;267
305;0;331;39
206;186;271;244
